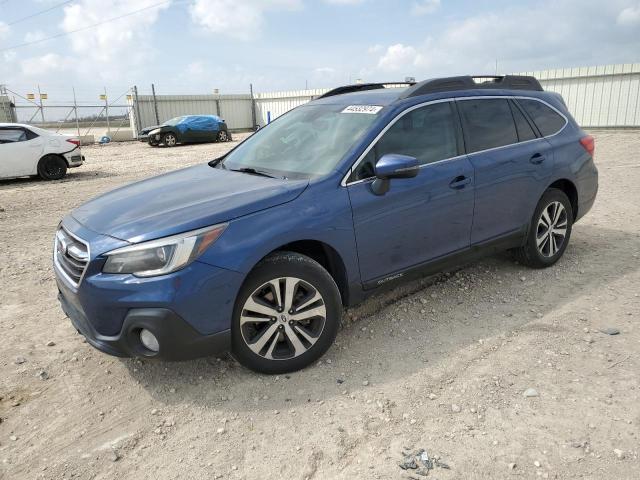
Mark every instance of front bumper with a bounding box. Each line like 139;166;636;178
59;292;230;360
53;216;244;360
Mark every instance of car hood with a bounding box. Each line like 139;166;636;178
71;164;309;243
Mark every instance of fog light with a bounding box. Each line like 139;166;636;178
139;329;159;352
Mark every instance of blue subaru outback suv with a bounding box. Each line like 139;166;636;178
54;75;598;373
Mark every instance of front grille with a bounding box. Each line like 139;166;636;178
54;228;89;287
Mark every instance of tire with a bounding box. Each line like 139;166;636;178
148;138;159;147
512;188;573;268
217;130;229;142
231;251;342;374
162;133;177;147
37;155;67;180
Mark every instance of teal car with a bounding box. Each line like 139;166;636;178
144;115;231;147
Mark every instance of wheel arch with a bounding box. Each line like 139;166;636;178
547;178;578;220
39;152;69;167
259;239;350;307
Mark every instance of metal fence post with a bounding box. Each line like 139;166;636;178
37;84;45;123
151;83;160;125
104;87;110;135
250;83;257;130
133;85;142;136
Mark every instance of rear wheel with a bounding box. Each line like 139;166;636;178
512;188;573;268
37;155;67;180
231;252;342;374
162;133;177;147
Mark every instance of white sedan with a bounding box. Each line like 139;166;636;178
0;123;85;180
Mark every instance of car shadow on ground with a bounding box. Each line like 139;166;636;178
119;224;640;411
0;169;117;188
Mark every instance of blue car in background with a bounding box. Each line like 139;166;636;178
142;115;231;147
54;75;598;374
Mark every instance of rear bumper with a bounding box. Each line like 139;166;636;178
63;151;85;168
59;291;231;360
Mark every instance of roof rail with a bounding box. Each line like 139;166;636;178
317;82;415;99
399;75;543;99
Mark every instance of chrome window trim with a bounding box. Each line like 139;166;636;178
341;95;568;187
53;226;90;290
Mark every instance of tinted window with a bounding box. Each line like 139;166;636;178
0;129;27;144
352;102;458;181
517;99;566;136
509;101;537;141
459;99;518;153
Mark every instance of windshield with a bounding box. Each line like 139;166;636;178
220;104;379;177
163;116;186;126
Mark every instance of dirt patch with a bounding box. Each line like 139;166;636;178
1;131;639;479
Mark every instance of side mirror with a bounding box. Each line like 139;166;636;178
371;154;419;195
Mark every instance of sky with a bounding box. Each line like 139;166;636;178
0;0;639;102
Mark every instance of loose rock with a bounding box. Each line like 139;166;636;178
523;388;539;398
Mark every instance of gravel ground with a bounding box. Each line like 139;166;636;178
0;131;638;480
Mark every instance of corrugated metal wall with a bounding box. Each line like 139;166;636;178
129;63;640;135
254;89;328;126
520;63;640;127
132;94;253;132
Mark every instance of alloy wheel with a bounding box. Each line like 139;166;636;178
536;201;567;257
164;134;176;146
240;277;326;360
218;130;228;142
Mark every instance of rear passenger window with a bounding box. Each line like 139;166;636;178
517;99;566;136
0;129;27;144
509;101;537;141
352;102;459;181
458;99;518;153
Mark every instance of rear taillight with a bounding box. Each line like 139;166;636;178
66;138;80;147
579;135;595;158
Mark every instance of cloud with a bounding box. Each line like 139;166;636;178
24;31;46;43
190;0;301;40
324;0;365;4
372;0;640;78
412;0;440;15
61;0;171;66
377;44;424;72
314;67;336;73
367;44;383;54
0;21;10;40
21;53;75;77
617;4;640;25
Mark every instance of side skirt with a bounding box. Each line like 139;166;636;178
349;229;526;306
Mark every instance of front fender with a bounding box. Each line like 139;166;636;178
197;181;360;288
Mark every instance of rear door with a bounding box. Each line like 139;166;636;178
0;127;42;178
347;101;475;284
457;97;554;245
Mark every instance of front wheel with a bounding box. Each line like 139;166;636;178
231;252;342;374
37;155;67;180
512;188;573;268
162;133;177;147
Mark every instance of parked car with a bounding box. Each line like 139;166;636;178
54;75;598;373
142;115;231;147
0;123;84;180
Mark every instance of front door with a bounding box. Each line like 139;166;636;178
346;101;475;284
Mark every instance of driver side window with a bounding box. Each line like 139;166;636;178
352;101;459;181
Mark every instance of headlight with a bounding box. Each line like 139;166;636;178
102;224;227;277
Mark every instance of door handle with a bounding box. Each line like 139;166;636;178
530;153;546;164
449;175;471;190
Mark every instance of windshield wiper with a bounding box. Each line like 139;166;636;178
229;167;281;179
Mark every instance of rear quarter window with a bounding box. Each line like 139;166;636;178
458;98;518;153
517;99;566;137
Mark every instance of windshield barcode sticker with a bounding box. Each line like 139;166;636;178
341;105;383;114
